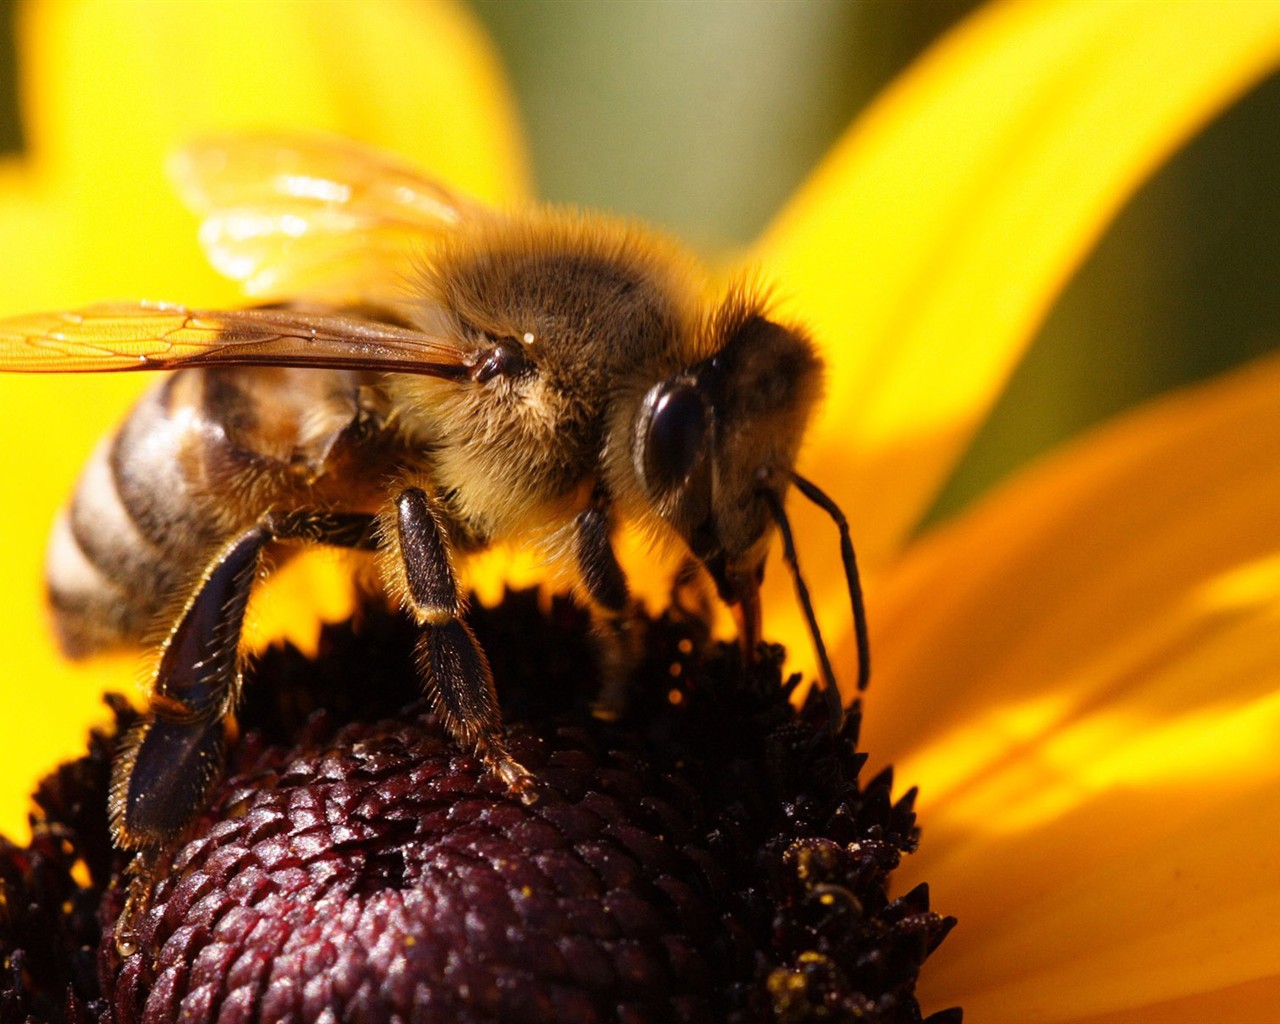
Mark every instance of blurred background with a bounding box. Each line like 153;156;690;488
3;0;1280;525
473;0;1280;525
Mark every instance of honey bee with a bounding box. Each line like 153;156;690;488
0;135;868;951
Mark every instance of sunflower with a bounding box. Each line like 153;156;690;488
2;1;1279;1021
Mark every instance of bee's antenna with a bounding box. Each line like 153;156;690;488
789;471;870;692
759;487;845;731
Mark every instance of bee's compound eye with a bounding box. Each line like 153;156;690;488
643;383;709;494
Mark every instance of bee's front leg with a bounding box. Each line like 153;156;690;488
572;489;636;718
389;487;534;798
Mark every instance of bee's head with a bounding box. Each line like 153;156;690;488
633;300;823;643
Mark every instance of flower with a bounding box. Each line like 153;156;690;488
3;1;1280;1021
4;595;955;1023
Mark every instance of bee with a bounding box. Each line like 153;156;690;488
0;135;868;952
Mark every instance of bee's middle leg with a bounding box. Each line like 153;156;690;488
391;487;533;798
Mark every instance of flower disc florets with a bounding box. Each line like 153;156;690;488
0;590;958;1023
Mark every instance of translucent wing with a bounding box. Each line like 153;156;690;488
0;302;475;377
169;133;487;303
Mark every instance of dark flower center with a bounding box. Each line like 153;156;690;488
0;590;959;1023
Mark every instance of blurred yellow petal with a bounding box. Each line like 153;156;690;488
925;766;1280;1021
0;0;526;841
4;0;527;312
867;351;1280;768
863;353;1280;1019
754;0;1280;582
1065;977;1280;1024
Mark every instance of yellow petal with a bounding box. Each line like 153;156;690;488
865;353;1280;1019
1061;976;1280;1024
0;0;526;841
5;0;527;313
922;761;1280;1021
754;0;1280;582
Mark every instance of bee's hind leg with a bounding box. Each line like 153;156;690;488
391;487;534;800
110;521;268;954
110;510;380;955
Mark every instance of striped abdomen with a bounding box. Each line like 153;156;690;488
45;366;380;657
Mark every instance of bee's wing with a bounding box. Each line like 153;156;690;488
169;133;487;303
0;303;475;378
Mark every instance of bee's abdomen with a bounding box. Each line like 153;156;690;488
45;366;376;658
45;377;226;657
